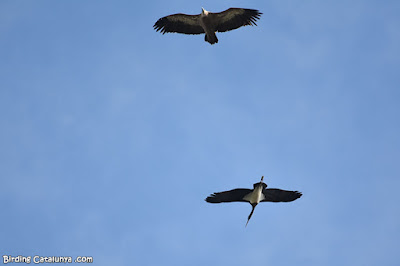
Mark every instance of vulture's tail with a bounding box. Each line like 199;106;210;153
205;33;218;45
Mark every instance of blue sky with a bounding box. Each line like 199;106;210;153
1;0;399;265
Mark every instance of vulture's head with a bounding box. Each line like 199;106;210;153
201;7;209;16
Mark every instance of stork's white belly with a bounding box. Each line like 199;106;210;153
243;186;265;204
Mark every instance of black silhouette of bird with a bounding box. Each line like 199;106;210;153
154;7;262;44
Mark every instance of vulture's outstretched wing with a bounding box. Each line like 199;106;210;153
205;189;252;203
153;14;204;34
213;8;262;33
262;188;302;202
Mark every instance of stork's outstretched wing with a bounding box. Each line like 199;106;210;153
261;188;302;202
153;14;204;34
213;8;262;33
205;189;252;203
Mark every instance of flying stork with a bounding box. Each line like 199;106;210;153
205;176;302;226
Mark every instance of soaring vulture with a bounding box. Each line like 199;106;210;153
153;7;262;44
205;176;302;226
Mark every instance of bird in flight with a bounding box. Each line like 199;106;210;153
153;7;262;44
205;176;302;226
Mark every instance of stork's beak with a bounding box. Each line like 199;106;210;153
261;176;264;182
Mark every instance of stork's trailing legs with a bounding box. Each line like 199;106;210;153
246;204;257;227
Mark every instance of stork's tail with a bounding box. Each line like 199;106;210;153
205;33;218;44
245;205;257;227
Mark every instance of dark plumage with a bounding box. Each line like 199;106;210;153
153;7;262;44
205;176;302;226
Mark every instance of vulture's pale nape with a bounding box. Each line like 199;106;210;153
205;176;302;226
153;7;262;44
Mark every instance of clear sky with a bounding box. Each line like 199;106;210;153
1;0;399;265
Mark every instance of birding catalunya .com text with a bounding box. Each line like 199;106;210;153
2;255;93;264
